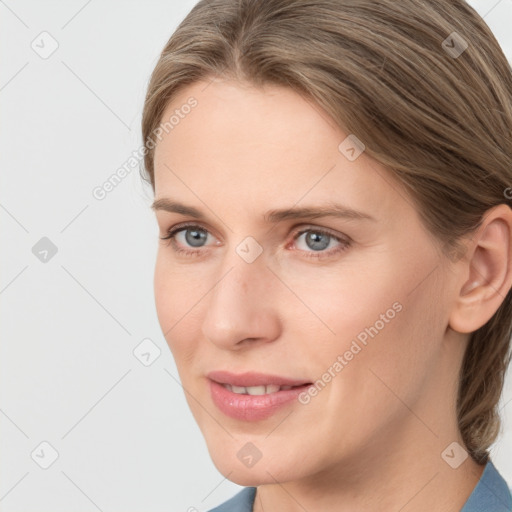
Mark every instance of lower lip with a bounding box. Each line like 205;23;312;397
209;379;312;421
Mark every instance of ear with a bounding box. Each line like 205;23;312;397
449;204;512;334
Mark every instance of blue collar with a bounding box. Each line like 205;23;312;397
208;459;512;512
461;459;512;511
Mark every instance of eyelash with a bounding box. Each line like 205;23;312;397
159;222;351;260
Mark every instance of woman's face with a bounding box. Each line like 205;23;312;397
152;79;462;485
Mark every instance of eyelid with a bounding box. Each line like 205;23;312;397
292;225;351;243
161;221;219;241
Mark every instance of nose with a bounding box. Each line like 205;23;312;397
201;250;281;350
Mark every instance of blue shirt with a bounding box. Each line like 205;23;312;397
208;460;512;511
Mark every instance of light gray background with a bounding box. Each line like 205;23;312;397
1;1;511;511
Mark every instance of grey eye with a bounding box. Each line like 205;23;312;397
295;230;340;252
184;227;208;247
303;231;331;251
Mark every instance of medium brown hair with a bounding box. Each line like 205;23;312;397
141;0;512;464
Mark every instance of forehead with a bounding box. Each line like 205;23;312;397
152;79;408;223
155;79;342;167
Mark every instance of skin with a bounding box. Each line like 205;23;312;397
152;78;512;512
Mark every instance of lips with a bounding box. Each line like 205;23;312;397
208;378;313;421
207;370;312;388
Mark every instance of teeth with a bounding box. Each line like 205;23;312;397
246;385;267;396
224;384;286;395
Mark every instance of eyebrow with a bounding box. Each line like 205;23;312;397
151;198;376;223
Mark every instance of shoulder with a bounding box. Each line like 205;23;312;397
461;459;512;512
207;487;257;512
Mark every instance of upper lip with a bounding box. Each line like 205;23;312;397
207;370;312;387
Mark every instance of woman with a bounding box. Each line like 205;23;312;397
141;0;512;510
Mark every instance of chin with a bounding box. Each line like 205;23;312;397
206;440;307;487
212;459;295;487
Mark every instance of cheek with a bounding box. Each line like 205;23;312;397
335;269;446;413
283;262;401;346
153;254;199;355
153;256;175;332
299;255;445;394
154;251;203;322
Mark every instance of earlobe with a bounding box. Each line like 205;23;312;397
449;204;512;334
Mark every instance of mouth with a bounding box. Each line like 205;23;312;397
207;370;314;421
